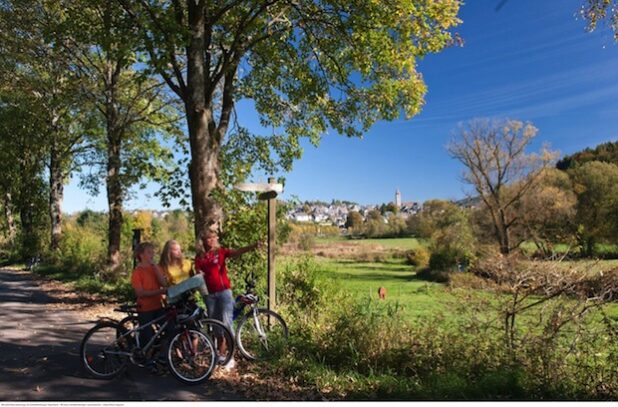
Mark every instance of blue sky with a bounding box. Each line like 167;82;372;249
63;0;618;213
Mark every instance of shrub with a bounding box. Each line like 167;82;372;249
428;248;459;271
415;267;451;283
448;272;493;290
405;246;430;268
58;222;106;275
267;256;618;400
352;251;387;263
298;233;316;251
279;255;327;315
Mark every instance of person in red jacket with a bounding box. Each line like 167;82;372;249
195;230;262;369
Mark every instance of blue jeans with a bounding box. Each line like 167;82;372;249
205;289;234;337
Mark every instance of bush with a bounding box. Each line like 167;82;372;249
352;251;387;263
405;247;430;268
57;222;106;275
428;249;459;271
279;255;327;315
298;233;316;251
415;267;451;283
448;272;493;290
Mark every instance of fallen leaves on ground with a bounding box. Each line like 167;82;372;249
209;361;323;401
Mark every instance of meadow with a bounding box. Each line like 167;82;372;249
269;236;618;399
289;235;618;322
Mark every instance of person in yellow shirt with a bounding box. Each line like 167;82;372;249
159;239;193;285
159;240;208;303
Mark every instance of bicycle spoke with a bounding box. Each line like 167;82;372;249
237;309;288;361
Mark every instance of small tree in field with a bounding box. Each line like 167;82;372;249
570;161;618;257
448;119;556;255
517;168;577;257
345;210;363;232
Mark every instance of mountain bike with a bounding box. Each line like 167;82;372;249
80;302;216;385
165;275;289;362
232;275;289;361
116;295;236;368
114;274;289;364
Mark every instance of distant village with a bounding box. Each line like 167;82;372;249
121;189;449;227
285;189;421;227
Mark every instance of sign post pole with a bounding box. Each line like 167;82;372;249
234;180;283;312
267;177;276;312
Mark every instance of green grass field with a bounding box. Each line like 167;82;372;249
304;237;618;321
315;257;448;318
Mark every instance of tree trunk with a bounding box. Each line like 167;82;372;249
498;209;510;255
106;127;123;269
185;2;224;238
585;237;595;258
104;55;124;270
186;107;222;237
3;192;16;243
49;147;64;251
19;194;38;258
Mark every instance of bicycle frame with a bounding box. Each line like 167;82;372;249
115;309;177;359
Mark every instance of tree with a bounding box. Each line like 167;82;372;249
580;0;618;40
0;91;50;257
570;161;618;256
408;199;475;266
386;213;406;237
407;199;463;238
366;209;383;223
447;119;556;254
120;0;462;235
556;141;618;170
516;168;577;257
50;0;180;269
0;0;93;252
345;210;363;230
385;202;399;214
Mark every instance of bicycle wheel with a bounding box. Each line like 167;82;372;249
236;308;288;361
80;321;129;379
198;318;235;366
167;329;216;385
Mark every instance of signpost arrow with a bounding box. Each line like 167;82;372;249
234;182;283;195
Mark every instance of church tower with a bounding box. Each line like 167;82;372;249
395;188;402;208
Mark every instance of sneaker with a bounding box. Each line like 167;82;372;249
217;355;227;365
222;358;236;371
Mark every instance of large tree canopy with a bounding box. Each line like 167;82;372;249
120;0;462;234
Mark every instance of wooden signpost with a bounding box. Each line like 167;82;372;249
234;178;283;312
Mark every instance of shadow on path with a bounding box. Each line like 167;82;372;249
0;268;245;401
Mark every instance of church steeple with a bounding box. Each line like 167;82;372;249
395;188;402;208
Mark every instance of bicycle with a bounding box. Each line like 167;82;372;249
232;275;289;361
80;301;217;385
115;274;289;364
180;275;289;362
164;275;289;362
116;293;236;368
